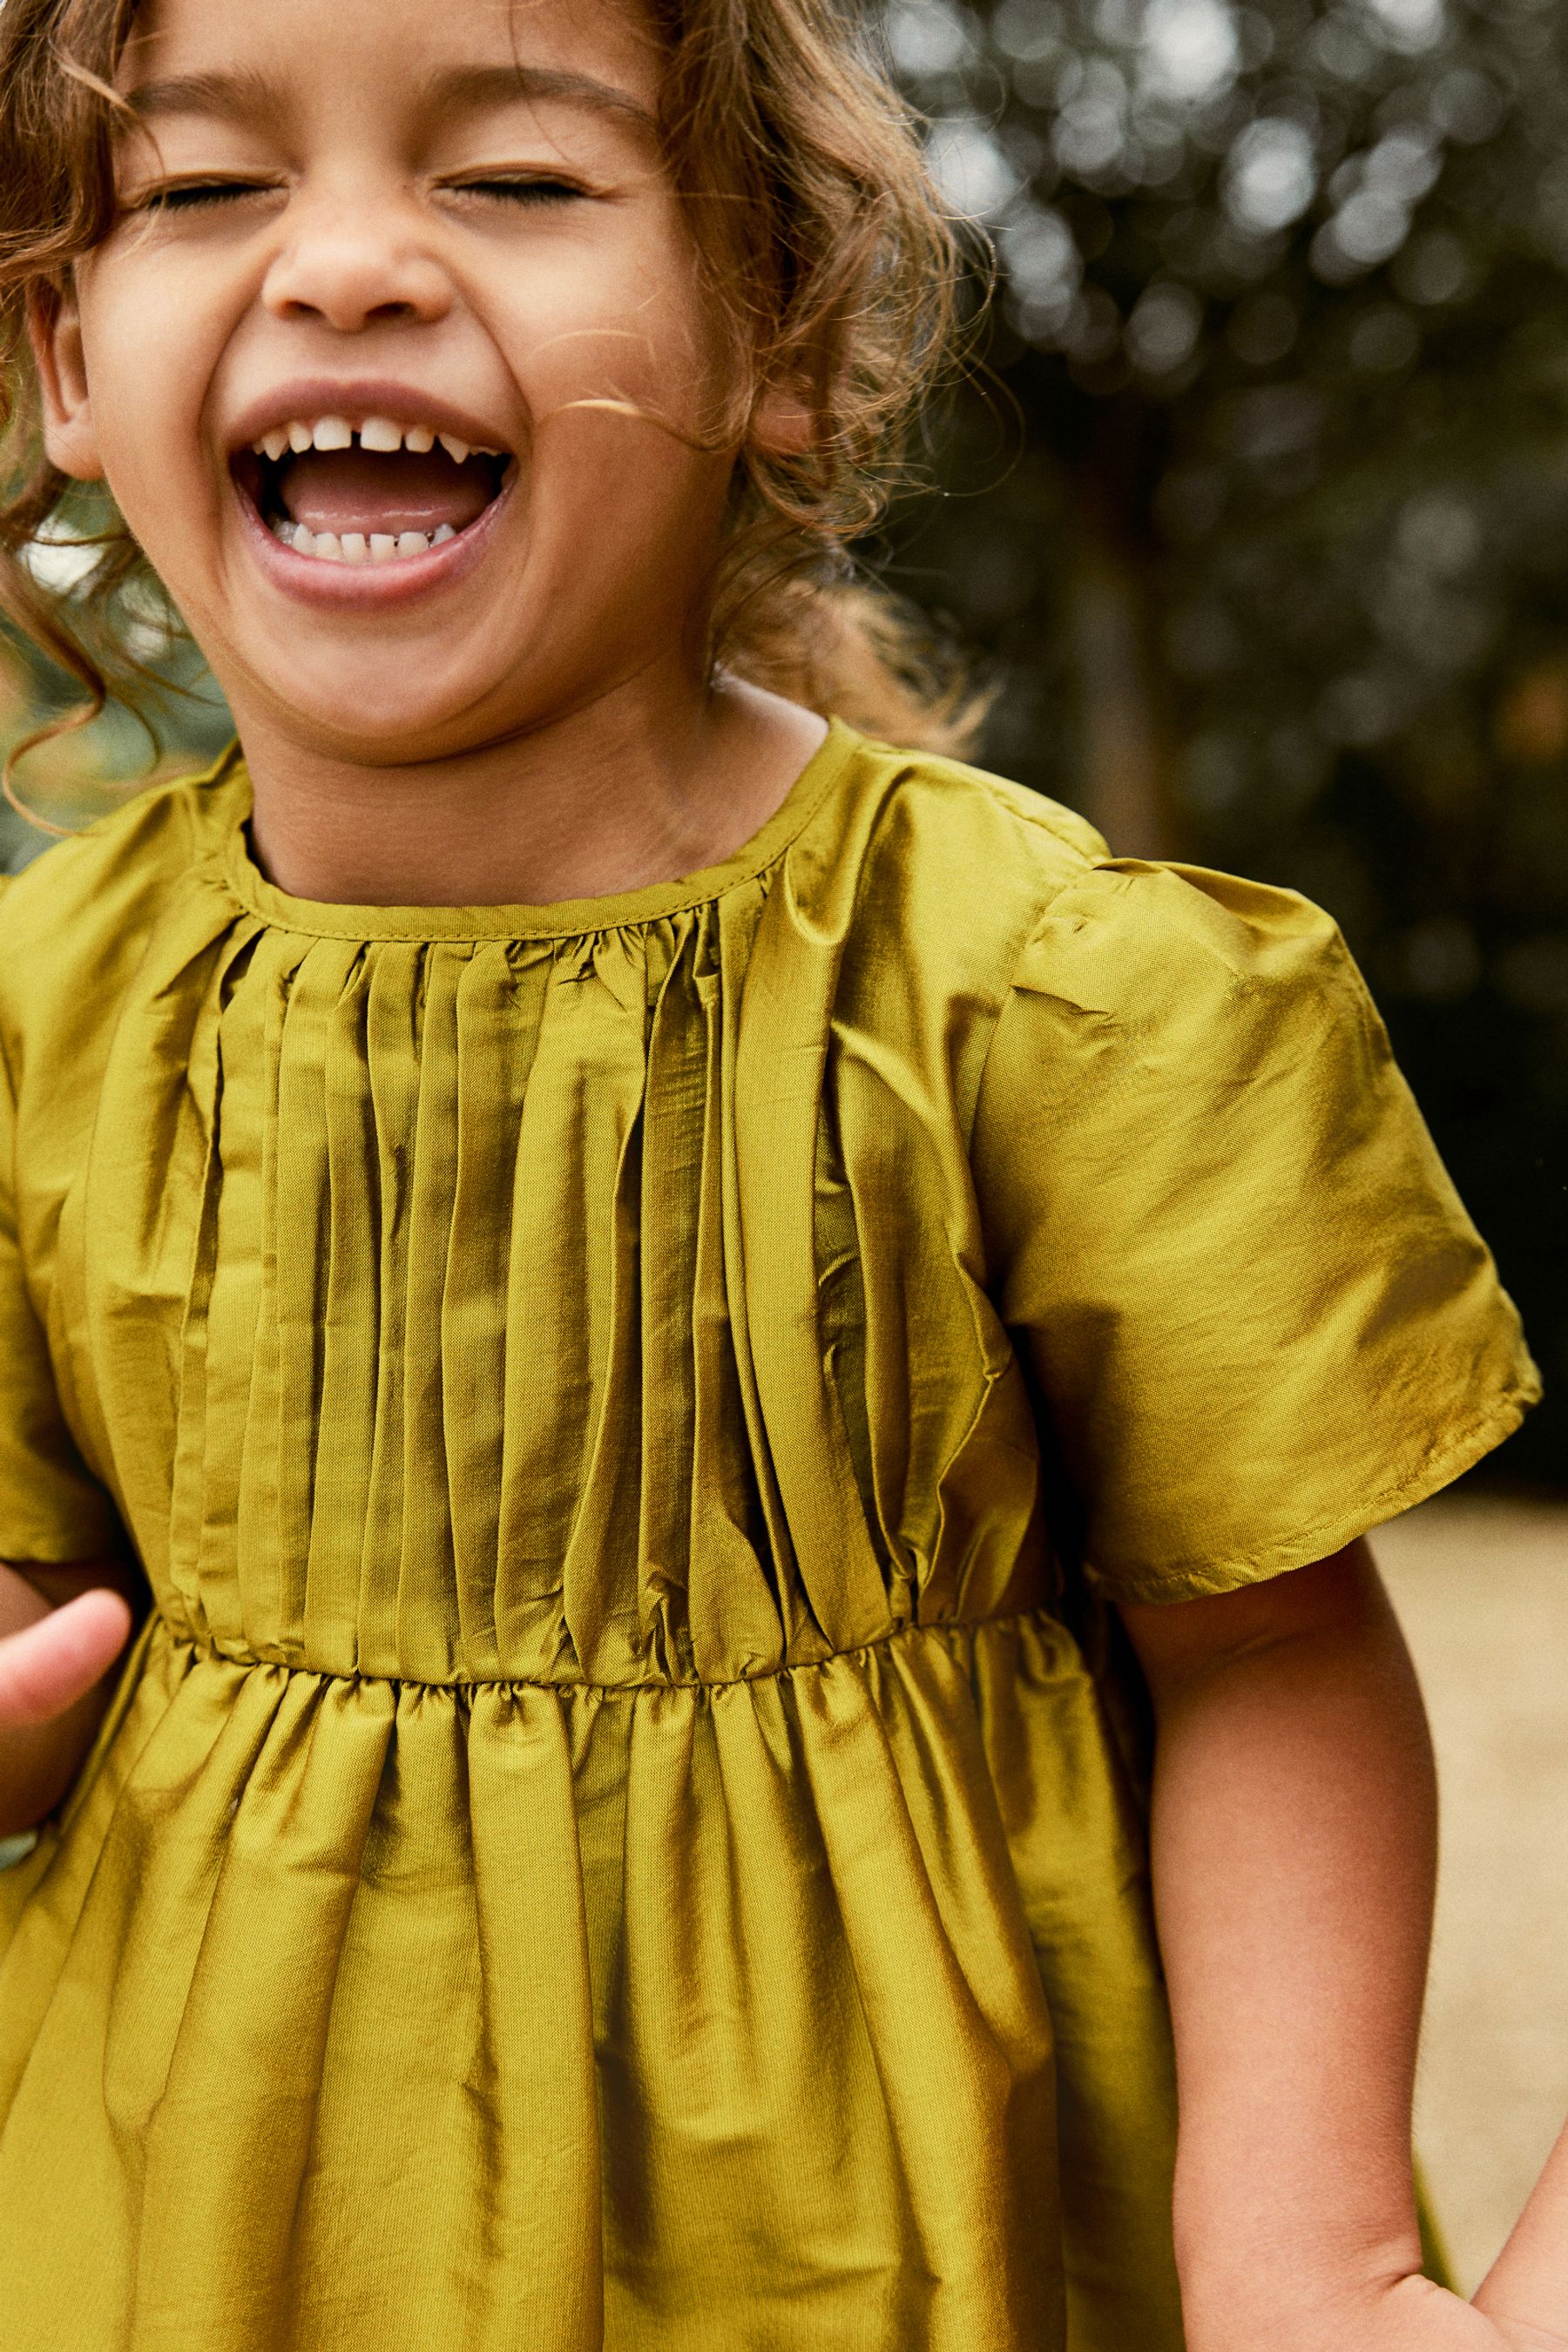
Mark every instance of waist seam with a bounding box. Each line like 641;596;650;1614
148;1603;1058;1695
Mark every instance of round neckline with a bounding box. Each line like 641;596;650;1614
214;719;859;943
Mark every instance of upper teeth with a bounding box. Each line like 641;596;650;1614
253;416;495;463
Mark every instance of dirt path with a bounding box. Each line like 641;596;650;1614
1375;1493;1568;2289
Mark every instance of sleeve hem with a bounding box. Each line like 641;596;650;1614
1085;1368;1543;1607
0;1509;124;1569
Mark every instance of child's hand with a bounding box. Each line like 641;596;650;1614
0;1564;133;1835
1193;2276;1568;2351
1375;2277;1568;2350
1257;2277;1568;2352
1471;2119;1568;2350
0;1584;133;1727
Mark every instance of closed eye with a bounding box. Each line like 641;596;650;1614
442;175;588;206
131;178;281;214
125;171;592;219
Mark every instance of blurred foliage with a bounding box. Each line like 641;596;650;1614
882;0;1568;1484
0;502;232;845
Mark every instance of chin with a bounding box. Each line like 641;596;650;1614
266;670;496;760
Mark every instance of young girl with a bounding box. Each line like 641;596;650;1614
0;0;1559;2345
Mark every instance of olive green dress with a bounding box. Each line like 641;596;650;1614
0;723;1538;2351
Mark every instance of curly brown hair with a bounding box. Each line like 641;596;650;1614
0;0;988;821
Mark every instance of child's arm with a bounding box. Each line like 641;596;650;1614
1119;1538;1564;2352
0;1559;136;1838
1474;2127;1568;2340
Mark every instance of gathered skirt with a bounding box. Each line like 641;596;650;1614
0;1605;1185;2351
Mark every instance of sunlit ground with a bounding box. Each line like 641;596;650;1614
1375;1491;1568;2290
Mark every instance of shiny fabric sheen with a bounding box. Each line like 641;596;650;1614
0;722;1539;2351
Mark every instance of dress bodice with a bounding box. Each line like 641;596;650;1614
7;723;1064;1686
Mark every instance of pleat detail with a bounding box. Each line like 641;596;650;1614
137;900;909;1686
53;727;1050;1690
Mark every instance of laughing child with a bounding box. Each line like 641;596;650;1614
0;0;1558;2345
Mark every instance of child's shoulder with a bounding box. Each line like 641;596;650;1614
0;752;235;926
841;734;1332;977
830;733;1112;985
0;753;241;1036
848;734;1111;893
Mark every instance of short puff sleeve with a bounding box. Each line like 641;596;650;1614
970;858;1541;1604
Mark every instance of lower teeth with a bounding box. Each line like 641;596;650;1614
273;521;458;563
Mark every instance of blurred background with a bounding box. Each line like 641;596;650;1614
0;0;1565;2284
874;0;1565;1492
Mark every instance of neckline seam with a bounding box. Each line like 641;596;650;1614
211;721;858;943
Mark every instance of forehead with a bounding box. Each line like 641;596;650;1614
119;0;662;125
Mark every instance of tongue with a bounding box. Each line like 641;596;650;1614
279;449;496;537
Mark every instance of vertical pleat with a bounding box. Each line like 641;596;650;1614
356;946;423;1671
443;943;551;1675
490;943;648;1680
190;932;298;1649
556;940;655;1680
825;817;985;1614
267;942;361;1655
812;1093;898;1606
683;909;786;1681
634;922;706;1678
711;885;813;1659
301;950;379;1675
234;936;311;1653
395;947;463;1678
734;855;895;1653
493;951;613;1655
829;886;1028;1619
153;923;267;1638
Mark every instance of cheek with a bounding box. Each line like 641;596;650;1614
497;223;730;432
76;258;229;522
486;232;739;616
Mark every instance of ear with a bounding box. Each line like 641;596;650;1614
749;373;817;460
26;281;108;482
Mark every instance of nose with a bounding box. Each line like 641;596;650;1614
261;196;453;334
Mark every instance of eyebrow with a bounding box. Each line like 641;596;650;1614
121;60;656;134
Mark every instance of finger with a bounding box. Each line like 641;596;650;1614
0;1589;133;1727
1476;2119;1568;2342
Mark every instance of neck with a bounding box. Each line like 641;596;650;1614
232;666;828;909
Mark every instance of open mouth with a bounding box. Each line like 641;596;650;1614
231;414;515;564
